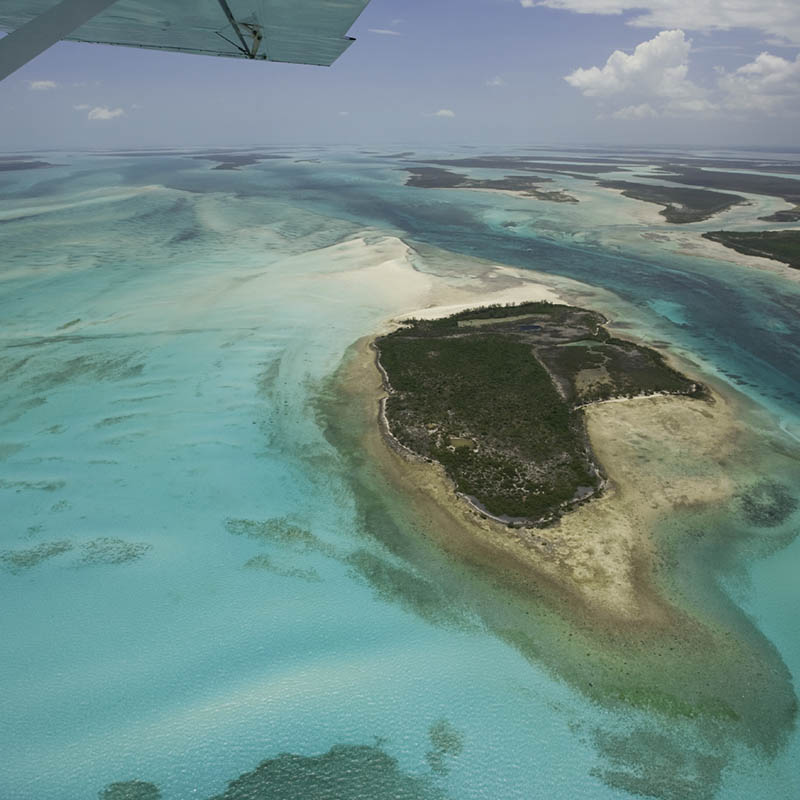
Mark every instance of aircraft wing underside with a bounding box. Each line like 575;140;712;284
0;0;371;68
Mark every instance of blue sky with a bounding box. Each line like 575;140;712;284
1;0;799;149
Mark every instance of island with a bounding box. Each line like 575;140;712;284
646;164;800;208
597;179;745;223
412;155;628;175
190;152;290;170
375;301;702;525
404;166;578;203
702;230;800;269
759;207;800;223
0;158;56;171
322;274;797;788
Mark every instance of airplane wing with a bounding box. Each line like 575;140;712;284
0;0;372;81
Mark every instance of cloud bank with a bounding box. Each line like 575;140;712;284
565;30;800;118
522;0;800;45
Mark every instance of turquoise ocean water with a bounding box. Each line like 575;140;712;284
1;149;799;800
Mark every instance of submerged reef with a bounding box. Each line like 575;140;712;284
0;540;73;573
226;516;332;580
375;301;702;524
1;537;152;573
101;737;457;800
225;516;329;552
242;553;322;582
426;719;465;775
99;782;161;800
737;479;799;527
77;537;152;566
591;727;726;800
225;516;335;558
208;744;447;800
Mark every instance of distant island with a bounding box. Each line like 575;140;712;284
0;158;56;172
647;163;800;210
375;302;703;525
702;230;800;269
759;207;800;223
404;166;578;203
191;152;290;170
598;179;745;223
394;153;800;225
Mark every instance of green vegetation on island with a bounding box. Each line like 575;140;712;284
191;152;289;170
648;165;800;207
598;179;745;223
404;167;578;203
702;230;800;269
759;206;800;223
376;302;702;523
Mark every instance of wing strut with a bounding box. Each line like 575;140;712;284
214;0;263;59
0;0;120;81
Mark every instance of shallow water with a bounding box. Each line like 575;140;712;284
1;149;799;800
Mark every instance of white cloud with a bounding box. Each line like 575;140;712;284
521;1;800;46
87;106;125;120
611;103;657;119
565;29;800;119
718;52;800;114
27;80;57;90
565;30;698;98
485;76;506;86
433;108;455;117
565;30;712;116
73;104;90;110
338;110;349;116
368;28;400;36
